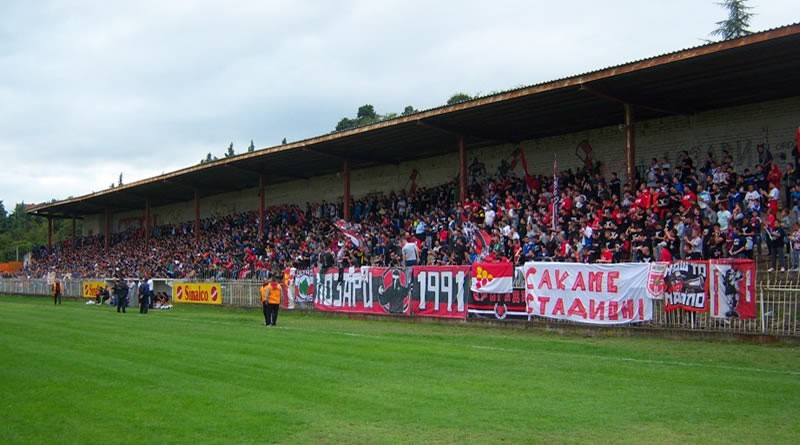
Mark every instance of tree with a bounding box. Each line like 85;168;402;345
357;104;377;121
709;0;754;40
281;138;287;145
248;140;255;152
336;117;356;131
0;201;6;229
224;142;235;158
0;201;74;262
401;106;418;116
200;152;217;164
334;104;409;131
118;173;123;186
447;93;472;105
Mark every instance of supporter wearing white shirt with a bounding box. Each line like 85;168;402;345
582;224;593;247
484;204;496;228
401;236;419;266
716;204;732;232
501;222;512;238
744;184;761;213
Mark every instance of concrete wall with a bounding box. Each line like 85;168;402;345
82;95;800;235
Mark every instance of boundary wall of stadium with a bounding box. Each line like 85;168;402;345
81;96;800;236
2;269;797;338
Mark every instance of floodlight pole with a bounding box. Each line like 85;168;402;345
458;135;467;203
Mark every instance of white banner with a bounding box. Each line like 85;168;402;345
523;262;653;325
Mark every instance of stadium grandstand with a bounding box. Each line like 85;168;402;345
20;24;800;282
1;23;798;336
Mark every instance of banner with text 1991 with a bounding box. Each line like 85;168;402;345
411;265;469;318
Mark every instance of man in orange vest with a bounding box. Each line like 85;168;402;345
260;275;283;326
52;277;62;305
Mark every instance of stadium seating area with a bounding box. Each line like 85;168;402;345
23;143;800;280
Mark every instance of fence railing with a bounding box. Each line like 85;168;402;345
1;278;797;337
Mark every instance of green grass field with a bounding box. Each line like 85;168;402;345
1;296;798;445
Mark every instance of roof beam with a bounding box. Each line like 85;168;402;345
578;84;685;116
27;210;85;220
224;163;309;180
302;147;401;166
160;178;228;196
416;119;517;144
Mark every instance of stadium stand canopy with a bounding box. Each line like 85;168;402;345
29;23;800;219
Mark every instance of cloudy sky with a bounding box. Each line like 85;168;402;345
1;0;797;210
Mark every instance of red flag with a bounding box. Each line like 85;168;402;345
474;229;491;255
471;262;513;293
512;148;536;191
709;259;756;319
508;148;520;170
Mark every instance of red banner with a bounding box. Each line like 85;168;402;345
663;261;709;312
411;266;469;318
709;259;757;319
314;267;411;315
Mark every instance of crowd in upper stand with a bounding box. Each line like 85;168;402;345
22;141;800;280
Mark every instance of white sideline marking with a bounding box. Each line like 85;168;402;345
470;345;800;377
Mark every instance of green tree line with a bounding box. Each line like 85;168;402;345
334;92;476;132
0;201;77;263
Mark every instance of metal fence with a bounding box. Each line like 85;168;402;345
1;278;797;337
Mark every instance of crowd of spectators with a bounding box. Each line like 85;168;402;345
23;142;800;280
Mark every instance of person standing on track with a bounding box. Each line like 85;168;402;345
138;279;150;314
113;278;128;313
260;278;270;326
260;274;283;326
52;277;62;305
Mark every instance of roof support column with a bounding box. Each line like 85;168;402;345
458;135;467;204
47;217;53;249
194;190;200;243
259;175;265;240
104;209;110;250
144;199;151;246
72;217;76;250
624;103;636;191
343;158;351;222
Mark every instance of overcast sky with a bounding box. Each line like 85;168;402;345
1;0;797;211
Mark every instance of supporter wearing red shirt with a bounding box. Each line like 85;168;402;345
560;191;573;217
681;186;697;212
598;247;614;263
631;183;649;210
504;192;519;211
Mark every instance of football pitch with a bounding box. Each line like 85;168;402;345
1;296;798;444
